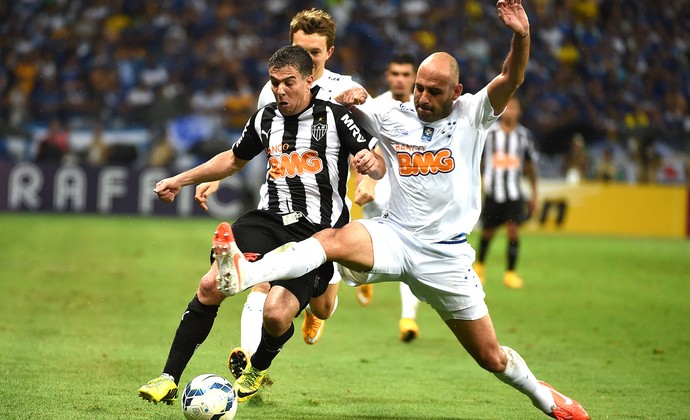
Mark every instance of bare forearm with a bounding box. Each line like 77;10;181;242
488;0;531;110
505;33;529;87
175;150;241;187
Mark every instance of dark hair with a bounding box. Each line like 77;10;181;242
389;52;417;70
268;45;314;78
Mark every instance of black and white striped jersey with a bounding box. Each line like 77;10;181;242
232;92;377;229
481;123;538;203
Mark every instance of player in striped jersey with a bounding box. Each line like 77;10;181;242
473;97;538;288
249;8;370;353
212;1;589;418
139;45;384;405
193;9;371;380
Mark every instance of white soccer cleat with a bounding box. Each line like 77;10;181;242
212;222;245;296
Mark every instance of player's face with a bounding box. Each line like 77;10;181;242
413;67;461;123
269;65;313;116
386;63;415;102
291;30;334;81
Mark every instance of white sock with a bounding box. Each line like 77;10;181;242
494;346;555;414
242;238;327;289
400;283;420;319
240;291;266;355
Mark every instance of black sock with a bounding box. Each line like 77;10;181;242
478;236;490;263
162;295;219;383
507;239;519;271
250;324;294;371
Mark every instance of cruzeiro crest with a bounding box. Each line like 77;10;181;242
311;117;327;141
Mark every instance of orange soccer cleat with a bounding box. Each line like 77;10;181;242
540;381;591;420
302;311;325;344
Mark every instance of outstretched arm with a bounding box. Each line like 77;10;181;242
154;150;247;204
487;0;530;113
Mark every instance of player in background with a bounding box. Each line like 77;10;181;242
138;45;385;405
472;97;538;288
194;8;370;379
210;1;590;419
353;52;423;342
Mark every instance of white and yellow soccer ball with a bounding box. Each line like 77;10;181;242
181;374;238;420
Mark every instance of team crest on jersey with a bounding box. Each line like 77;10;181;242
421;126;434;142
312;121;327;141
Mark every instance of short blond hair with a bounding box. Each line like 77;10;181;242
290;8;336;49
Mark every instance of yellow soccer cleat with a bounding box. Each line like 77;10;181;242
539;381;591;420
227;347;250;380
399;317;419;343
234;362;268;403
355;284;374;306
473;262;486;284
503;270;525;289
302;311;325;344
138;373;178;405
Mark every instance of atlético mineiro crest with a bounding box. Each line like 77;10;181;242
312;122;327;141
421;126;434;142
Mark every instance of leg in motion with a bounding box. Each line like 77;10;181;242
228;285;269;379
445;314;589;419
399;282;420;342
302;279;339;345
234;286;300;402
139;274;223;404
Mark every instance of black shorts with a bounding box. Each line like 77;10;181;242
481;197;526;229
210;209;332;315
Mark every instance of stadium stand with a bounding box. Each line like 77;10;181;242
0;0;688;184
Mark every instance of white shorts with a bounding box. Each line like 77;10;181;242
340;217;488;321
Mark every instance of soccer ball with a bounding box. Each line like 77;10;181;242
181;374;238;420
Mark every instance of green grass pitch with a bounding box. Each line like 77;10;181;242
0;213;688;419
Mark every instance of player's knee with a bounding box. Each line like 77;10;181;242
262;304;292;334
198;272;225;303
315;228;352;258
473;348;507;373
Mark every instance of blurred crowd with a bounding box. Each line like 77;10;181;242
0;0;688;184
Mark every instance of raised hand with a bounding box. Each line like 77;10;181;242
497;0;529;37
